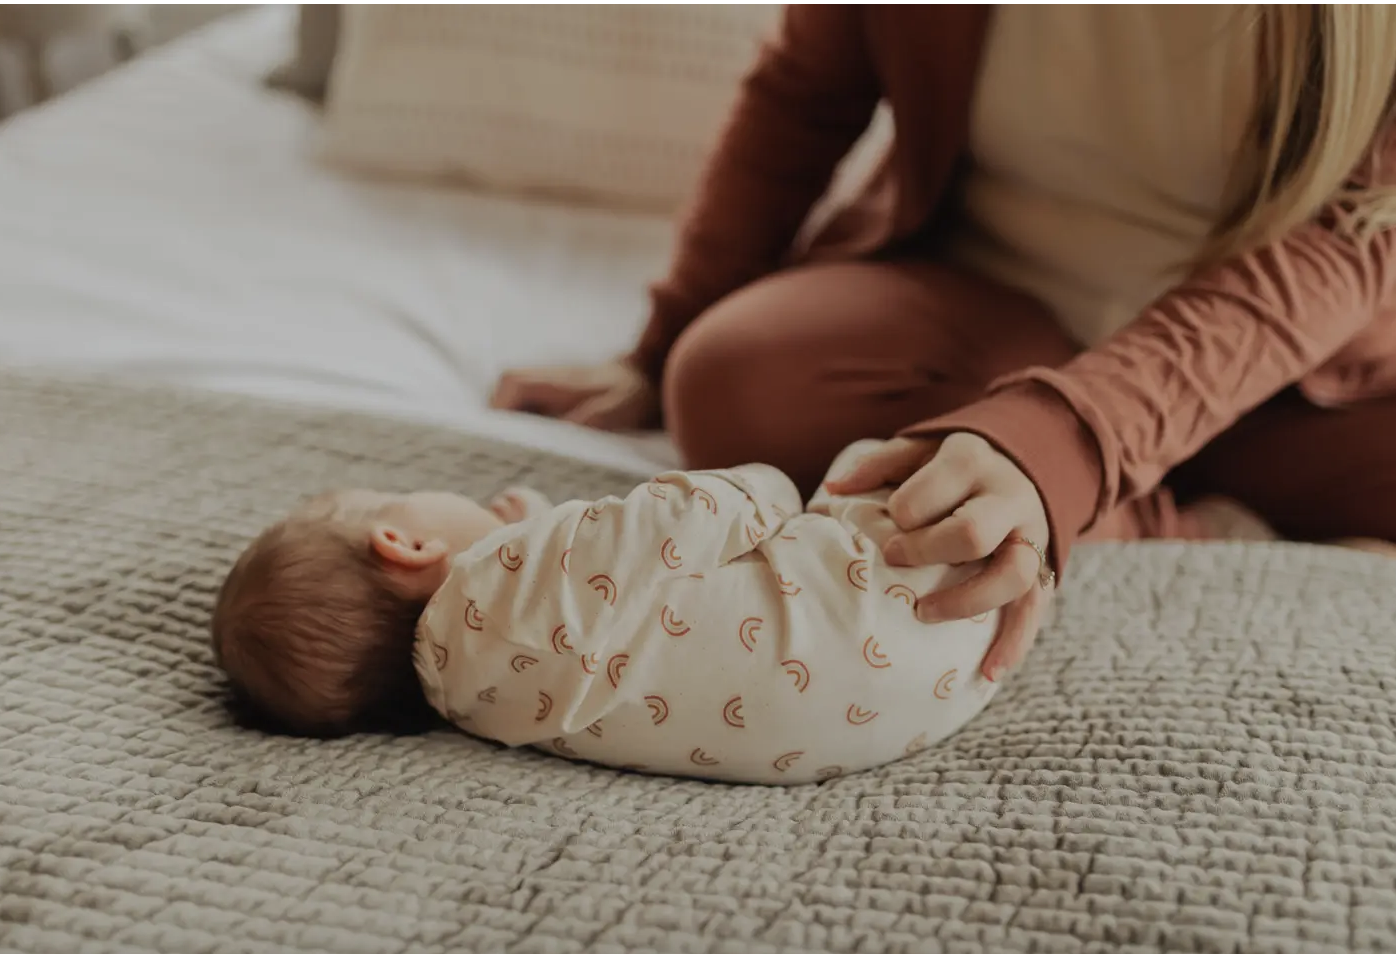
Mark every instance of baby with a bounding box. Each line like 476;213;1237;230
212;441;1001;784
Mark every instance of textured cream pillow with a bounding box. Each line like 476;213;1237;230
318;4;780;213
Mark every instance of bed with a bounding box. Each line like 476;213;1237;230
4;8;1396;954
0;4;678;475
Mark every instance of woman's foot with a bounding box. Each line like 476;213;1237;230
1179;495;1281;542
1182;497;1395;558
1330;537;1396;558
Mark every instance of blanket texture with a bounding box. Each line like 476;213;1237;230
3;370;1396;954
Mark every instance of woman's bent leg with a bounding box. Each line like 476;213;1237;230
1172;389;1396;547
662;259;1076;493
661;258;1188;544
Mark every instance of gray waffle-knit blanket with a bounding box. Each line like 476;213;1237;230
3;370;1396;954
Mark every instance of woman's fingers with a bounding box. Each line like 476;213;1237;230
822;437;932;495
884;494;1018;568
563;392;630;430
564;381;658;431
885;433;992;531
914;533;1043;623
489;369;537;409
979;585;1049;682
490;371;583;416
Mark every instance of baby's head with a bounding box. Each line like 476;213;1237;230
211;489;505;737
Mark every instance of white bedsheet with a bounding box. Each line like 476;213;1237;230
0;5;680;476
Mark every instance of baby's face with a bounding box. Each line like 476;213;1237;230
299;489;503;558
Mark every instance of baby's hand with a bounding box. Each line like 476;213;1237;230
489;487;554;523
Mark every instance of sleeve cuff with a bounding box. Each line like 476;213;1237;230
896;382;1106;580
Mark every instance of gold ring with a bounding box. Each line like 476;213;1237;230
1008;534;1056;591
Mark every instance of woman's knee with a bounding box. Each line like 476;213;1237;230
662;289;801;472
659;258;1069;488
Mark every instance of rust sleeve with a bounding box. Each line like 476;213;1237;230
630;5;882;385
902;132;1396;578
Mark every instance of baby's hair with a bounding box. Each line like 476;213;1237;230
211;517;437;738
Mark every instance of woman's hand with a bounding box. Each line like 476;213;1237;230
823;433;1055;682
489;359;660;431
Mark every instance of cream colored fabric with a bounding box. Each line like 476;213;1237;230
948;5;1257;347
318;4;779;213
415;441;1001;786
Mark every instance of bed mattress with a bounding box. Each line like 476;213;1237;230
5;368;1396;954
0;5;677;475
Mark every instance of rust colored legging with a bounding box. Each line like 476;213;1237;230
661;258;1396;546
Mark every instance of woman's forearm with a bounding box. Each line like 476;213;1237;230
902;195;1396;573
632;5;882;384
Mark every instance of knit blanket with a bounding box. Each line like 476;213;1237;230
3;369;1395;954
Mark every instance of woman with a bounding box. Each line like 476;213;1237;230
491;7;1396;682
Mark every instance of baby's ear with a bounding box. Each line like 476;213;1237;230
369;523;449;569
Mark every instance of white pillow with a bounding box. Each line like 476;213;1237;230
318;4;780;214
